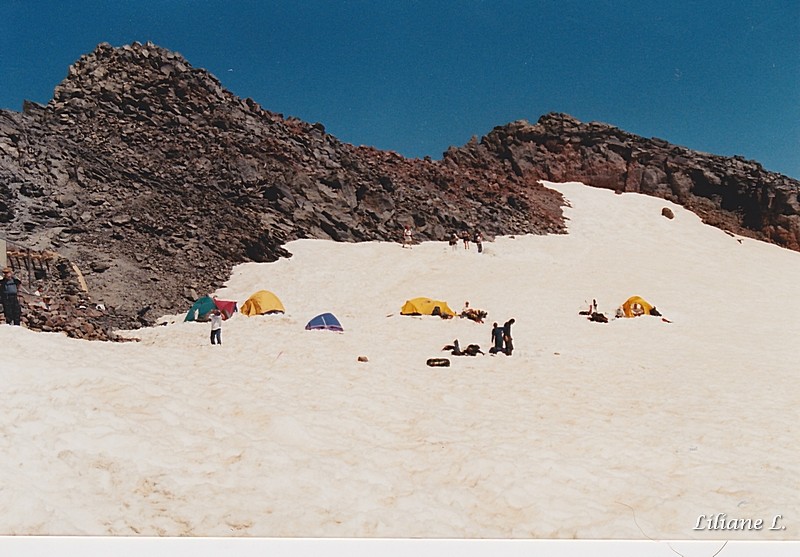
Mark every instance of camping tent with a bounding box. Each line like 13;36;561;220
305;312;343;332
185;296;217;322
240;290;285;316
185;296;239;322
213;299;238;320
400;297;456;317
621;295;654;318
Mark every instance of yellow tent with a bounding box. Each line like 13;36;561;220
240;290;285;316
621;295;654;318
400;297;456;317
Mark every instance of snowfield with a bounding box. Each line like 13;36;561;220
2;182;797;544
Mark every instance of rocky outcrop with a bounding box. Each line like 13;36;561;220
1;42;797;336
3;247;128;340
457;114;800;249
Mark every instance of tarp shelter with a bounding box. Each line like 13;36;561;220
305;312;343;332
184;296;237;322
621;295;654;318
240;290;285;316
400;297;456;317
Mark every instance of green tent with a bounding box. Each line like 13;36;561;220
184;296;217;322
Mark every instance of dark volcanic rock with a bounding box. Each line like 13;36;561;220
1;42;798;337
462;114;800;250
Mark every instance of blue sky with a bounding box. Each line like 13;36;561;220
1;0;798;178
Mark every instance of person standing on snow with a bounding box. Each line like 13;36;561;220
449;232;459;251
210;308;223;345
461;230;470;250
490;322;504;354
502;318;516;355
402;225;414;249
0;267;22;326
474;231;483;253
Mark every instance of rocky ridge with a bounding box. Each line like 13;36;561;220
456;115;800;249
0;41;797;337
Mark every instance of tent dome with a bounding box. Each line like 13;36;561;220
400;297;455;317
240;290;285;316
621;295;654;318
305;312;343;331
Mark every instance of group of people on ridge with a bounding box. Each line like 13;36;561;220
402;225;483;253
448;230;483;253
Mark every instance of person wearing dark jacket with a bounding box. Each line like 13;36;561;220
502;318;515;355
490;322;504;354
1;267;22;326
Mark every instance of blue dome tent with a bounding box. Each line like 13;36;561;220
305;312;343;332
